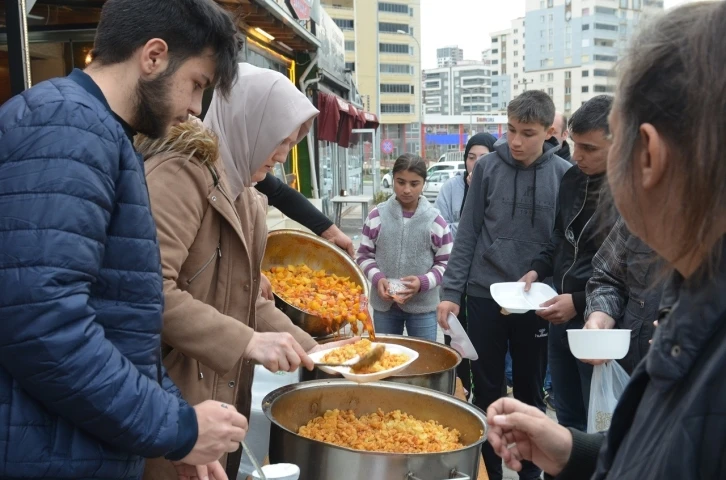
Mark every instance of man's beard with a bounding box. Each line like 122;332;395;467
132;71;176;139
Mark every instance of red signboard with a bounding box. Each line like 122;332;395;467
286;0;313;20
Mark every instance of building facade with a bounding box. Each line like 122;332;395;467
489;0;662;115
436;45;464;67
322;0;422;159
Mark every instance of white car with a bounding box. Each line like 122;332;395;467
423;169;463;201
381;161;464;190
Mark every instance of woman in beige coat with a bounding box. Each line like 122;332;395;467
138;63;353;479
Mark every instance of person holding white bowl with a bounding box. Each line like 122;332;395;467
487;3;726;478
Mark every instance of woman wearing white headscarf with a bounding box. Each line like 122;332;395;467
137;63;354;480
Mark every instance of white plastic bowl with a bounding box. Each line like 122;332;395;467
490;282;558;314
567;329;631;360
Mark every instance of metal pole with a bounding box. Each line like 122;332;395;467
7;0;32;95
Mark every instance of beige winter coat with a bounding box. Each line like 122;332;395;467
137;121;316;479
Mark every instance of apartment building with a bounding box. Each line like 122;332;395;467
490;0;662;115
423;63;492;116
322;0;422;157
436;45;464;67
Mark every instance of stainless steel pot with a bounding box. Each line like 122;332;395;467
261;229;370;338
262;380;487;480
300;335;462;395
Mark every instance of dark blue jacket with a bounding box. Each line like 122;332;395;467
0;70;197;479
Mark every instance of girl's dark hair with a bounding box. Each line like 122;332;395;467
392;153;427;181
609;1;726;270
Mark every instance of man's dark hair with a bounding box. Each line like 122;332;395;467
393;153;428;181
92;0;239;96
507;90;556;128
569;95;614;135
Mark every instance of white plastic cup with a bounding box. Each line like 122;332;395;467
251;463;301;480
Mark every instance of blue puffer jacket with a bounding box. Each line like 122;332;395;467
0;71;197;479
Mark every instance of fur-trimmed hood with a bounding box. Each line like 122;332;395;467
135;117;219;166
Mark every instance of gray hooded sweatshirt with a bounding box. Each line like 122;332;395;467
441;136;571;302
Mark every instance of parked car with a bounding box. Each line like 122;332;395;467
438;151;465;163
423;169;463;201
381;161;463;190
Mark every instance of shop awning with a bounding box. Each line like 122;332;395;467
317;92;378;148
232;0;320;52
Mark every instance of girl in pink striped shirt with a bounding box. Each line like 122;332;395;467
356;154;453;341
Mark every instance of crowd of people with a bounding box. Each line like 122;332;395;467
0;0;725;479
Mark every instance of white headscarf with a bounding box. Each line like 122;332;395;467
203;63;320;199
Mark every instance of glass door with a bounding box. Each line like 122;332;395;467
350;128;378;196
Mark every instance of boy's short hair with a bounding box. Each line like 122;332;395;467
92;0;240;97
568;95;614;135
507;90;556;129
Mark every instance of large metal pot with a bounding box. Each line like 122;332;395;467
263;380;487;480
300;335;462;395
261;229;370;338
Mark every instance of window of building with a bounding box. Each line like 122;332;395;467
582;86;589;93
582;69;590;77
381;103;414;113
492;70;499;75
514;39;519;45
492;48;499;54
549;28;554;36
547;72;554;81
378;2;409;14
379;43;411;54
595;23;618;31
547;0;553;7
540;15;545;23
379;22;410;33
492;81;499;86
492;92;499;97
595;6;617;15
514;29;519;33
541;30;545;38
380;63;413;74
582;7;591;15
594;54;618;62
582;23;590;30
345;40;355;51
565;86;571;94
548;43;553;51
514;84;519;90
547;87;553;96
594;38;615;47
492;60;499;64
493;103;500;108
633;0;641;9
492;37;498;43
594;85;616;92
540;45;545;53
514;73;519;79
540;0;544;7
548;13;553;22
380;84;413;93
333;19;354;30
593;68;613;77
540;73;545;82
540;59;547;67
620;0;629;8
345;61;355;72
514;62;518;67
565;71;571;79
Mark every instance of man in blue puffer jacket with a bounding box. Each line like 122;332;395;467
0;1;248;478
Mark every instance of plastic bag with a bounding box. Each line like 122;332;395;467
587;361;630;433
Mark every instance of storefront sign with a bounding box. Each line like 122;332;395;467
315;8;346;84
285;0;313;20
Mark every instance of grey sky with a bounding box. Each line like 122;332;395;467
420;0;701;69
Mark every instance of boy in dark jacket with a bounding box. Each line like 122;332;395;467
520;95;614;432
438;90;571;480
0;1;247;478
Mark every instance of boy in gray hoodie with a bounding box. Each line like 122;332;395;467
437;91;571;480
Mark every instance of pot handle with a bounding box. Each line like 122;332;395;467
406;470;470;480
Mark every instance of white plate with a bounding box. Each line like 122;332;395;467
491;282;558;314
444;313;478;360
308;343;419;383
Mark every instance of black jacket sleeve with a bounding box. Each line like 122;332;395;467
254;173;333;236
554;428;605;480
531;188;566;282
